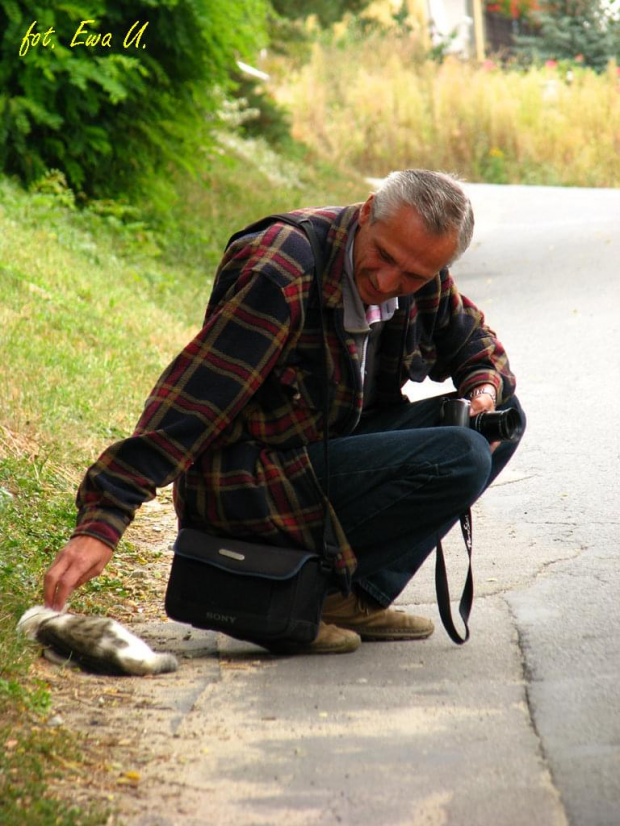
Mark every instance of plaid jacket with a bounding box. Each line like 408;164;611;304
72;204;516;584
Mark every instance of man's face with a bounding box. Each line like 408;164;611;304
353;195;460;305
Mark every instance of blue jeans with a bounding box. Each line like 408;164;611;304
308;394;525;606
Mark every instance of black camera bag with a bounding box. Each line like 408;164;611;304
165;530;330;645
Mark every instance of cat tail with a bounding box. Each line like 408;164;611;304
121;651;179;676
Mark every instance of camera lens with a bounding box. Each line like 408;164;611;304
471;408;524;443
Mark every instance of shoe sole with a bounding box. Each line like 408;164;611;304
359;630;434;641
330;625;434;641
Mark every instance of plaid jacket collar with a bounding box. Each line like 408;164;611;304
282;204;362;310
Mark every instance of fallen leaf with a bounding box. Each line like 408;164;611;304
117;770;141;786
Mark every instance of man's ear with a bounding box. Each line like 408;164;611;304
359;194;374;226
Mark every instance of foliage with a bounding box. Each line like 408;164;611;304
271;0;373;27
0;0;268;197
267;0;382;66
231;72;294;149
514;1;620;71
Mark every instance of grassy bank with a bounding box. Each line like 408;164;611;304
0;145;367;824
270;27;620;187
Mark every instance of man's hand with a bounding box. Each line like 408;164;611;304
44;536;113;611
468;383;497;415
469;384;499;452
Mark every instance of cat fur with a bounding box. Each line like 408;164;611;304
17;606;178;676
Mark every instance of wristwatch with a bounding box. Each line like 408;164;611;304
468;387;497;404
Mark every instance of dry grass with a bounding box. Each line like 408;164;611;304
271;31;620;187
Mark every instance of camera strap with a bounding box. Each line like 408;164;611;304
435;509;473;644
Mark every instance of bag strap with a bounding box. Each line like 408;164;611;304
435;509;474;644
226;213;338;571
293;218;331;493
282;215;340;571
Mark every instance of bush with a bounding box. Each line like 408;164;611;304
0;0;268;198
514;1;620;73
232;73;294;149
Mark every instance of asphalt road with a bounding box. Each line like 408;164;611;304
456;183;620;826
113;183;620;826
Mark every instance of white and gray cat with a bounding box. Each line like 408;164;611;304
17;606;178;676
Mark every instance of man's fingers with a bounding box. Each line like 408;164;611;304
48;575;73;612
43;537;113;610
43;555;72;608
44;556;85;610
469;396;495;416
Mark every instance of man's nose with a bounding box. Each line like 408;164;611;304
376;268;401;294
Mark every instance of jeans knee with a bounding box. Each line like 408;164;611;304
452;428;493;501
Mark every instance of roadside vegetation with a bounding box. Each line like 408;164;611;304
269;19;620;187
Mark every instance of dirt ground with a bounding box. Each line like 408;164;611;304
36;491;225;825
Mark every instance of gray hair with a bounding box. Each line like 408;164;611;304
370;169;474;261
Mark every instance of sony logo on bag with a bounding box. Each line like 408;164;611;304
204;611;237;625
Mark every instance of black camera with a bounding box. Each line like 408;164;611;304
441;398;524;443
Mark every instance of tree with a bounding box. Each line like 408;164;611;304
514;1;620;71
0;1;268;197
270;0;373;27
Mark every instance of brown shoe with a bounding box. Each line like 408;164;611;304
322;593;434;641
265;622;361;656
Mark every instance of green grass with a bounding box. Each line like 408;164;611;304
0;142;367;824
0;178;192;460
0;456;110;825
0;723;105;826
